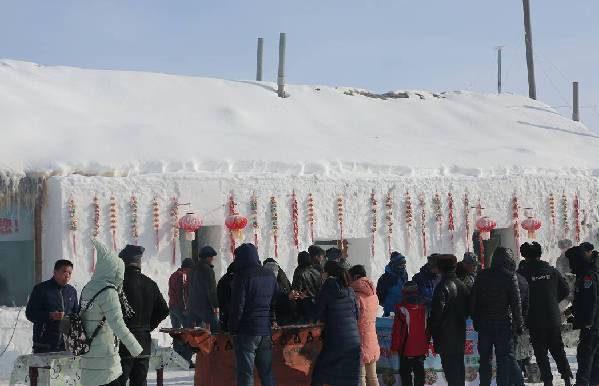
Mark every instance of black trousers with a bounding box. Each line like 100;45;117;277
529;325;572;382
576;328;599;385
399;356;425;386
439;353;465;386
118;356;150;386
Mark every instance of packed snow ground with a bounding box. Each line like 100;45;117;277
1;59;598;178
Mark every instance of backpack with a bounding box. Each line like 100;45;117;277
60;286;116;356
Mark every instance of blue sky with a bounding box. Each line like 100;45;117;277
2;1;598;130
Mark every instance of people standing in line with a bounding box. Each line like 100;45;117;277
308;245;326;272
376;252;408;317
229;243;278;386
217;260;237;332
80;239;143;386
456;252;479;290
117;244;170;386
291;251;321;324
518;242;572;386
167;257;194;365
263;257;295;325
471;247;525;386
428;254;470;386
568;245;599;386
391;281;428;386
26;259;78;353
188;246;219;331
349;265;381;386
413;254;441;312
312;261;361;386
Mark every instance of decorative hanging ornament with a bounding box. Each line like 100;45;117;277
418;193;428;257
250;193;259;247
574;193;581;243
521;208;542;239
337;195;345;242
432;191;443;238
68;196;78;258
179;212;203;241
170;197;179;265
549;193;556;227
512;195;521;257
129;195;139;244
92;195;100;271
464;193;471;252
447;192;455;245
561;192;569;239
370;190;378;257
227;194;247;255
270;196;279;258
307;193;315;243
152;197;160;250
291;191;299;250
109;196;118;251
385;191;393;257
476;216;496;241
405;191;413;249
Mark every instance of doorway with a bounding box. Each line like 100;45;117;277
315;238;371;275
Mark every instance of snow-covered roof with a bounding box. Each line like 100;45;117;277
1;59;598;178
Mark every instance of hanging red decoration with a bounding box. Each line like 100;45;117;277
91;195;100;271
476;216;496;240
574;193;581;243
561;192;569;239
227;194;248;255
179;212;203;240
464;193;471;252
385;191;393;256
307;193;315;244
270;196;279;257
549;193;556;227
152;197;160;250
418;193;428;257
291;191;299;250
250;193;259;248
432;191;443;238
337;195;345;242
447;192;455;245
130;195;139;245
405;191;413;249
370;190;378;257
512;195;521;257
521;208;542;239
68;196;78;258
170;197;179;265
109;196;118;251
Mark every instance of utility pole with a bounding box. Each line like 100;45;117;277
256;37;264;81
277;32;287;98
573;81;580;122
496;46;503;94
522;0;537;99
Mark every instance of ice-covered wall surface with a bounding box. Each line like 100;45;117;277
41;173;599;295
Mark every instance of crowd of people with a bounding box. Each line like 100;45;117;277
23;237;599;386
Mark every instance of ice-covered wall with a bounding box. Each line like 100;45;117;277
41;173;599;296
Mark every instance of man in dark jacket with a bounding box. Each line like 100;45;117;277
518;242;572;386
456;252;479;290
376;251;408;317
413;254;441;311
308;245;325;272
428;254;469;386
568;245;599;386
167;257;193;365
264;258;295;325
471;247;524;386
291;251;322;323
188;246;219;331
26;259;78;353
229;243;277;386
118;244;169;386
217;260;237;331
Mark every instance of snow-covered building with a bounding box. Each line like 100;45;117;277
2;59;599;308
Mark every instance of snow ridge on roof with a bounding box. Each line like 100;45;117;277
1;59;598;178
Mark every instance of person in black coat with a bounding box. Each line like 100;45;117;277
263;257;296;325
568;245;599;386
311;260;361;386
518;242;572;386
308;245;325;273
291;251;322;323
26;260;78;353
456;252;479;290
188;246;219;331
216;260;236;332
428;254;469;386
229;243;277;386
118;245;169;386
471;247;524;386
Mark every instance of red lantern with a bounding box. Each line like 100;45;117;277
226;213;248;241
178;212;202;240
476;216;496;240
522;216;542;239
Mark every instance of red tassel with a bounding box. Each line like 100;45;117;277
172;239;177;266
72;233;77;257
112;230;117;251
91;248;96;272
274;234;279;258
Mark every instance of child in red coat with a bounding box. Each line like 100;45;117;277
391;281;429;386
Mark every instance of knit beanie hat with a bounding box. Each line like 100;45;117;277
580;242;595;252
390;251;407;264
181;258;193;269
326;248;342;261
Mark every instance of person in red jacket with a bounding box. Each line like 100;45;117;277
391;281;428;386
168;258;194;365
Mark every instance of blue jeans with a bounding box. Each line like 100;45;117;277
190;311;220;333
170;308;193;363
233;335;275;386
477;320;524;386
